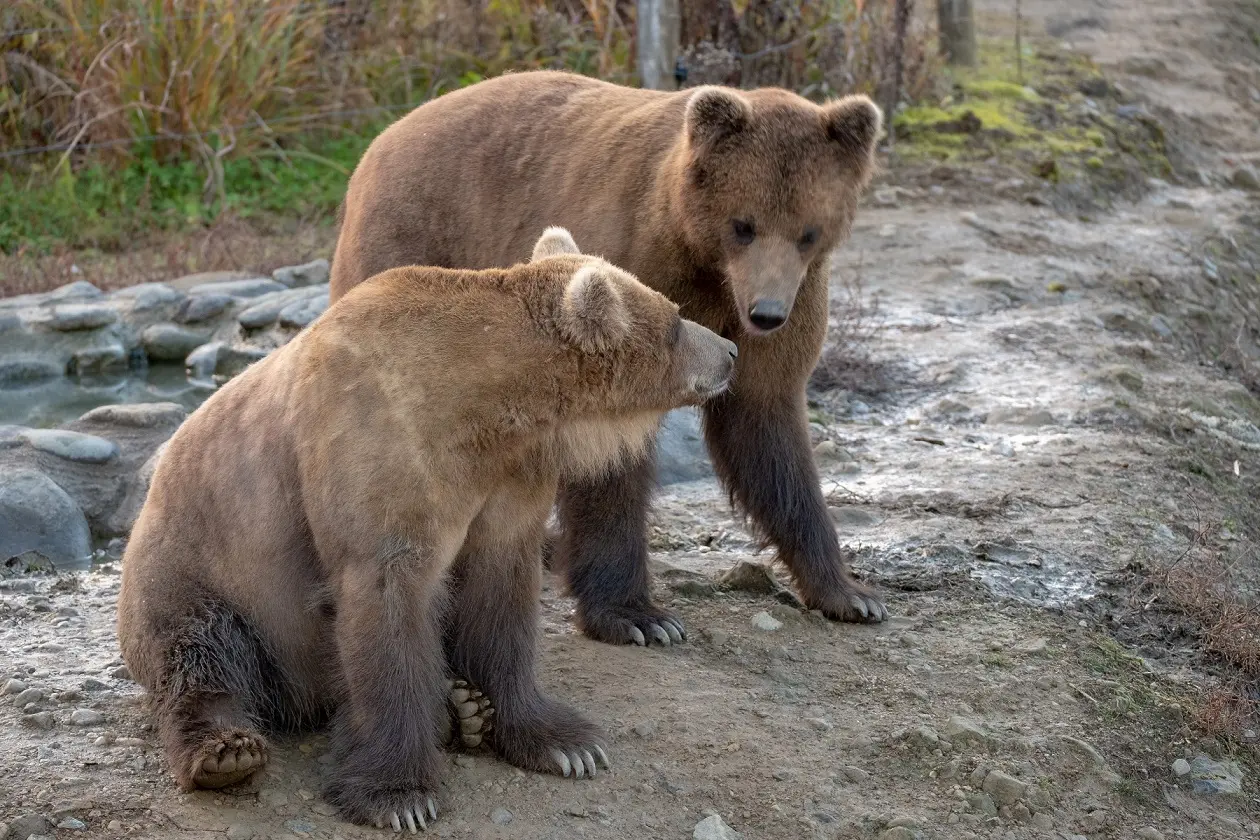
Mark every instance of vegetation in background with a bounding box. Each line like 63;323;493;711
0;0;936;262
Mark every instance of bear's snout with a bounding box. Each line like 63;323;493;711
748;299;788;332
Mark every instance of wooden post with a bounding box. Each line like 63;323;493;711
938;0;977;66
637;0;681;90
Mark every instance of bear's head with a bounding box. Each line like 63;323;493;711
531;226;737;411
678;85;883;337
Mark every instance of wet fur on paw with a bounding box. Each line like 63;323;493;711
186;729;268;790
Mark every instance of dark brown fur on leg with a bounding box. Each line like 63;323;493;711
703;389;887;622
551;449;686;647
151;605;277;792
448;500;610;779
322;552;448;829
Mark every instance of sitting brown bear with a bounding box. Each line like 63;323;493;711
116;228;736;832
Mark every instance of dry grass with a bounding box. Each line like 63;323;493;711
809;257;898;397
0;213;336;297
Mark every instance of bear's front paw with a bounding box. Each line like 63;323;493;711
575;601;686;647
325;782;439;834
809;576;888;624
490;695;611;778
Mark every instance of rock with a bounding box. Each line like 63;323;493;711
81;678;108;692
489;808;513;825
807;717;832;732
19;429;118;463
141;324;208;361
47;304;117;331
841;766;869;783
1172;758;1191;777
94;733;115;746
21;711;54;730
235;287;326;329
277;293;330;329
1031;811;1054;831
69;709;105;726
879;829;919;840
966;792;998;818
7;814;50;840
2;678;27;695
176;293;234;324
226;824;254;840
13;688;43;705
1189;755;1242;794
944;715;989;746
828;505;880;527
633;721;658;739
454;754;474;768
982;769;1028;806
273;258;330;288
112;282;183;312
718;560;783;595
0;359;61;386
0;469;91;567
110;665;131;681
214;345;269;379
185;341;223;380
45;280;104;304
1149;314;1174;338
693;814;741;840
1137;828;1165;840
54;818;85;831
187;278;285;298
657;407;714;484
68;344;129;374
79;402;186;429
1231;167;1260;191
908;726;940;749
750;611;782;632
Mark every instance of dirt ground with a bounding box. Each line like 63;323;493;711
5;0;1260;838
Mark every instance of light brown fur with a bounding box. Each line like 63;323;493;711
329;70;888;646
116;228;735;829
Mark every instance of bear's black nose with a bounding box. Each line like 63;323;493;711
748;300;787;332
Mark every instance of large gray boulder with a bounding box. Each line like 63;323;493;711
0;468;92;569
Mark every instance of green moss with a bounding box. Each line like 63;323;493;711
891;37;1172;193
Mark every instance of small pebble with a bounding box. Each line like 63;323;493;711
1137;828;1165;840
750;611;782;632
14;688;43;706
107;821;122;831
21;711;54;730
806;718;832;732
226;825;254;840
110;665;132;681
69;709;105;726
490;808;513;825
1172;758;1191;777
56;818;87;830
116;737;146;747
94;733;116;746
454;755;474;768
633;721;658;739
2;677;27;695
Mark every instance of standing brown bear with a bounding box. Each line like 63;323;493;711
330;70;888;646
117;228;736;832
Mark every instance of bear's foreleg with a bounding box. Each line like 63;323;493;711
550;450;687;646
702;384;888;623
322;546;449;833
448;489;611;779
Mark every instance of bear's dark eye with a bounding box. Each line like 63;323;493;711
798;227;819;250
731;219;756;245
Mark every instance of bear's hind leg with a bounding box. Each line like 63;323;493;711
154;605;275;791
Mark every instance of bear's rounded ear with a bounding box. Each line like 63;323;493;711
531;226;582;261
685;86;751;153
822;95;883;164
558;265;631;354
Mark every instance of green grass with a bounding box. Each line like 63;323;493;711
0;128;379;254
